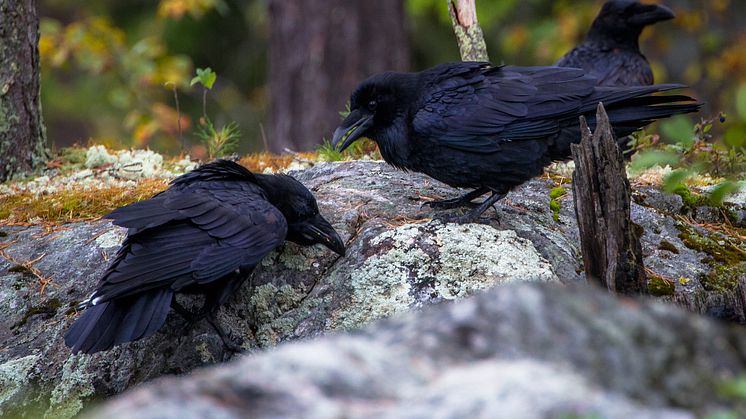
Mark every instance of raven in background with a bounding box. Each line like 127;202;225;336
557;0;675;86
65;160;345;354
332;62;699;222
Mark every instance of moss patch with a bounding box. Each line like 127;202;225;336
648;273;675;296
671;183;710;209
701;263;746;294
0;178;168;225
549;186;567;223
658;240;680;254
677;224;746;266
12;298;62;329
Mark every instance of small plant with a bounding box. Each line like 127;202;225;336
185;67;242;159
191;67;217;119
195;118;240;159
317;138;345;162
630;114;746;205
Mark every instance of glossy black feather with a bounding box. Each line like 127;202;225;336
65;160;344;354
557;0;675;86
334;61;700;219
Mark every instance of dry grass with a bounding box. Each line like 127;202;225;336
0;178;168;226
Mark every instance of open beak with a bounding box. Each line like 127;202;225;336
304;214;346;256
631;4;674;26
332;109;373;152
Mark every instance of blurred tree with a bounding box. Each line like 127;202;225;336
267;0;410;153
0;0;48;181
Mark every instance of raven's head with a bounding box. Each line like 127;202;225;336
257;174;345;256
332;72;417;161
589;1;674;42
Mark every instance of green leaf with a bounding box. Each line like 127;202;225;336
708;180;743;207
660;115;694;147
736;84;746;121
662;169;693;193
629;150;680;173
191;67;217;89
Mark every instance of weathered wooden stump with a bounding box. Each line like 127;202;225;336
571;103;648;295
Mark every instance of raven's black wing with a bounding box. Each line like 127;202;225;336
557;44;654;86
411;62;696;154
87;180;287;304
411;63;596;153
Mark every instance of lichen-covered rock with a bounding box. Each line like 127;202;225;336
0;160;743;417
88;282;746;418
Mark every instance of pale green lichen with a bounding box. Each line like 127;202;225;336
250;283;308;347
329;222;557;330
84;145;117;168
94;228;124;249
45;355;95;419
0;354;40;416
433;225;558;299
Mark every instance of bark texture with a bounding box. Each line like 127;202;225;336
0;0;47;181
267;0;409;153
571;103;647;295
448;0;489;61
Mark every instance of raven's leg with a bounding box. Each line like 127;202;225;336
171;299;203;322
439;190;507;224
205;313;244;354
424;188;489;209
172;297;243;353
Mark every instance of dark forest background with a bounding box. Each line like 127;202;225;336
38;0;746;158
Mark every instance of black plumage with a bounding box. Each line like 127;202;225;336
557;0;674;86
65;160;345;354
332;61;700;222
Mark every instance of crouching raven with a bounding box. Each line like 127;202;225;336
65;159;345;354
333;62;699;222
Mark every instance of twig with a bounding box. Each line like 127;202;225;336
0;249;56;294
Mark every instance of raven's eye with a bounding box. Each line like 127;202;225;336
367;100;377;111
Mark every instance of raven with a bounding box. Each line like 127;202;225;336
557;0;674;86
332;62;699;222
65;160;345;354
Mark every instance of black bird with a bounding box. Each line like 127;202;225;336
557;0;675;86
332;62;699;222
65;160;345;354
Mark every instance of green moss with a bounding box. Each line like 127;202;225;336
658;240;680;254
677;224;746;266
549;187;567;223
648;274;675;296
12;298;62;329
672;184;709;208
701;263;746;293
549;186;567;200
8;265;31;274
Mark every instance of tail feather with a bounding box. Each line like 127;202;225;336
64;288;173;354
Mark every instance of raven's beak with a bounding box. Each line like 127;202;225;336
304;214;346;256
631;4;674;26
332;109;373;152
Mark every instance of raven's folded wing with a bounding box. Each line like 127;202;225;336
89;182;287;303
412;64;595;153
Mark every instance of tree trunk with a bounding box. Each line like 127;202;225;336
267;0;409;153
571;103;648;296
447;0;489;62
0;0;47;181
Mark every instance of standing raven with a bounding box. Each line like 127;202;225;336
332;62;699;222
557;0;675;86
65;160;345;354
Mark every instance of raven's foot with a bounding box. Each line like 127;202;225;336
423;188;488;210
206;315;244;354
435;191;506;224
